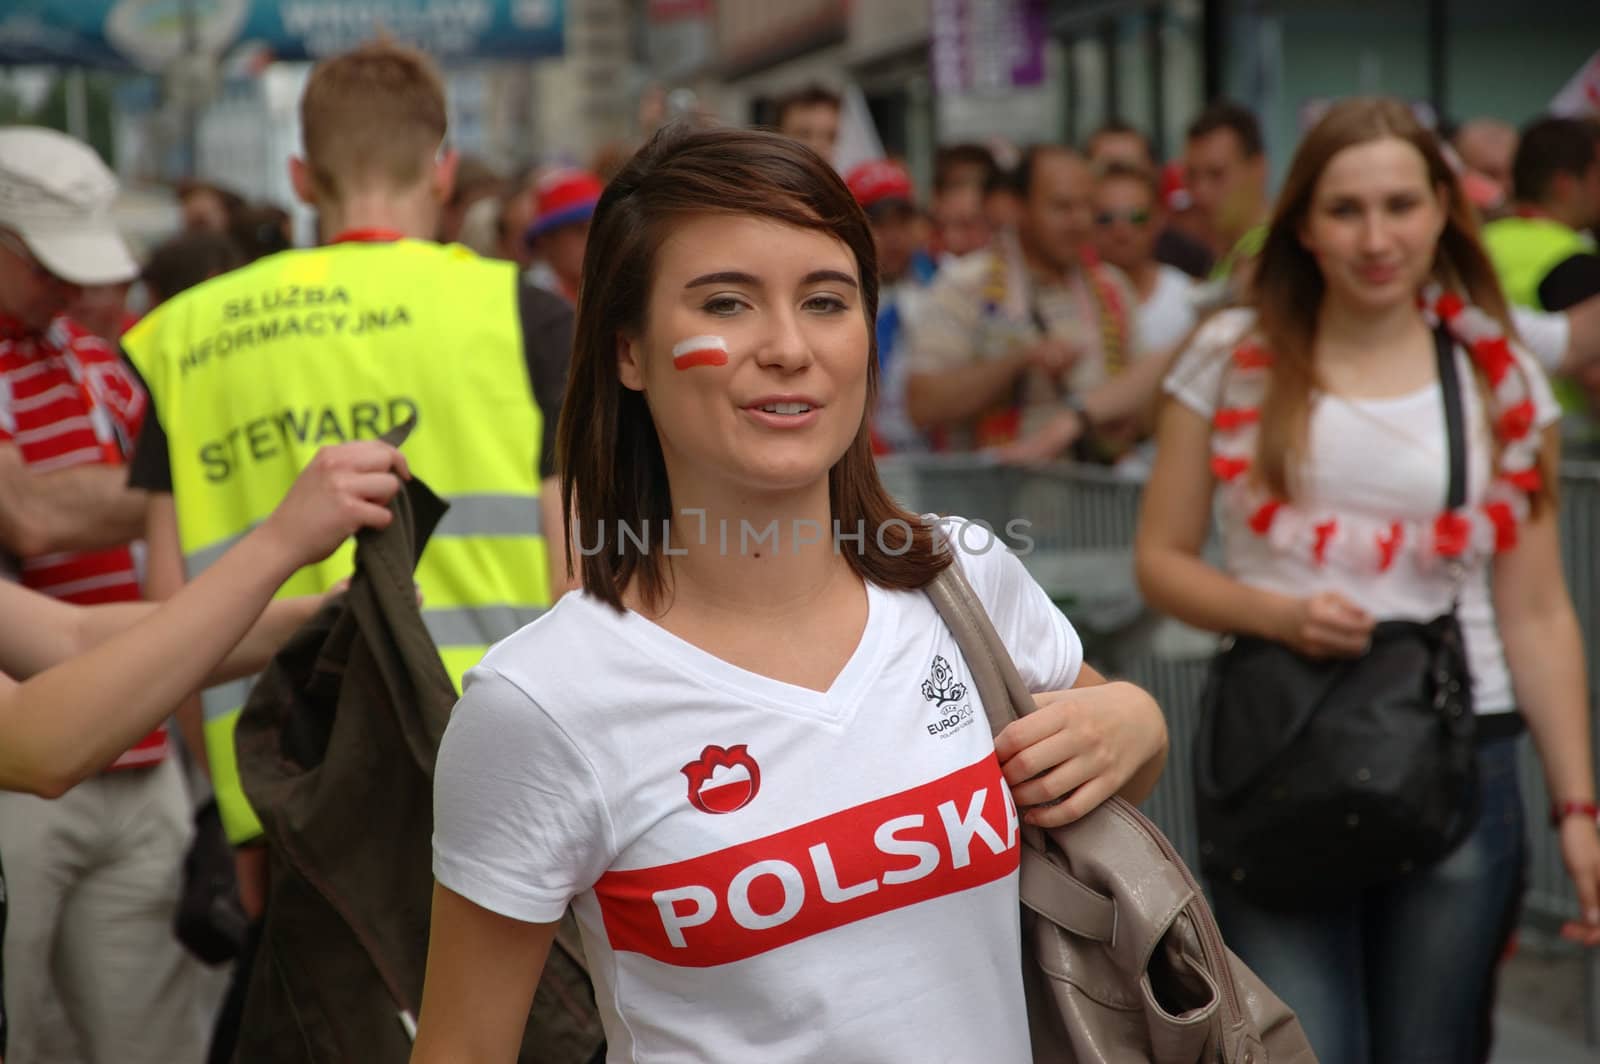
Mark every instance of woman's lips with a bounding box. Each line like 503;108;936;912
742;406;822;429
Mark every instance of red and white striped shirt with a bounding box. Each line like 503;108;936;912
0;313;165;769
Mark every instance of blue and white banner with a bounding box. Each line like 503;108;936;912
0;0;565;70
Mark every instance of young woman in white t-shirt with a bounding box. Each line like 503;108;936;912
1136;97;1600;1062
411;127;1170;1063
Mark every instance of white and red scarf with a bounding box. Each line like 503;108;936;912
1209;286;1542;573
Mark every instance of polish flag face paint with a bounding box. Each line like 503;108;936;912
672;335;730;370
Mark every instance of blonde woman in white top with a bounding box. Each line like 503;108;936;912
1137;97;1600;1063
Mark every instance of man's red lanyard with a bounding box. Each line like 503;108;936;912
328;228;405;245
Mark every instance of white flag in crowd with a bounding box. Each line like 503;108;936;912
833;82;887;177
1551;50;1600;117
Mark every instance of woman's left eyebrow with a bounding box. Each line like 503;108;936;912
803;270;858;288
685;270;759;289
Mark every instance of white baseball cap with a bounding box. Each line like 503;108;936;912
0;126;140;286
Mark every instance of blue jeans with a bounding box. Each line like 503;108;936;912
1209;737;1526;1064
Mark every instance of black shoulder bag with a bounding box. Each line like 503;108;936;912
1193;327;1479;909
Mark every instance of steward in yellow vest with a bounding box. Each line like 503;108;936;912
1481;117;1600;442
1482;215;1596;313
124;42;573;852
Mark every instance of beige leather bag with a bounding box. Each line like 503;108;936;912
926;565;1318;1064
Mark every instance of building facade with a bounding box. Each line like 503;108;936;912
635;0;1594;196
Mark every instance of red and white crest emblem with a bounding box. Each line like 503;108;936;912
681;744;761;814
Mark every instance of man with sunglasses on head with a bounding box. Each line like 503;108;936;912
0;126;209;1064
1085;120;1213;280
1091;163;1197;356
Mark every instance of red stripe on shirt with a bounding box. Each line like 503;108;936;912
1;315;161;768
595;755;1019;967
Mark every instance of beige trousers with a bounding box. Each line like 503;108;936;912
0;756;207;1064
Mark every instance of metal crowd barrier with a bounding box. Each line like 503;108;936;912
878;453;1600;1045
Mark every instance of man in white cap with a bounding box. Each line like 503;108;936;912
0;126;203;1064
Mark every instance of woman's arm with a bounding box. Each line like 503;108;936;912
0;442;406;797
0;579;93;680
411;884;559;1063
1134;400;1287;636
995;345;1174;464
204;595;326;681
0;585;324;686
1557;293;1600;377
1133;400;1374;657
1492;427;1600;943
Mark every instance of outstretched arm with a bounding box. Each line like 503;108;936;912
0;441;408;797
0;582;324;688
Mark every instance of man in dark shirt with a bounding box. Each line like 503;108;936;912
1483;117;1600;439
1485;116;1600;313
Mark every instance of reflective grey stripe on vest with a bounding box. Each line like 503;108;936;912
423;605;547;649
197;602;548;723
201;679;254;724
184;493;543;575
436;493;543;540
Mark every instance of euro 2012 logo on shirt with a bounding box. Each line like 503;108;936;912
922;656;977;739
681;745;762;814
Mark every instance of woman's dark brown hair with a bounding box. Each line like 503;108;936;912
557;125;950;611
1248;97;1552;508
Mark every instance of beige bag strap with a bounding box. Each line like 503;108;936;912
926;564;1118;945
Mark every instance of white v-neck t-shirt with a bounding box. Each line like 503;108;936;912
433;520;1083;1063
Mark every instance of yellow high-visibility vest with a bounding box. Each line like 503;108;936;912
1484;216;1599;421
124;239;551;843
1482;215;1595;312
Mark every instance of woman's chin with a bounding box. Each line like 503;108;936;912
1329;278;1416;314
732;459;834;497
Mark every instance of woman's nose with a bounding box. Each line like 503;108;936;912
753;308;814;372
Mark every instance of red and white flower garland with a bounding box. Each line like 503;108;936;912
1209;285;1543;573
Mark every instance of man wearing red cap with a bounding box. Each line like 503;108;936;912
525;168;603;306
845;160;936;453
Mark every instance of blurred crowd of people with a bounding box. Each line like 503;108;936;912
2;34;1600;1064
30;75;1600;482
424;82;1600;475
88;82;1600;486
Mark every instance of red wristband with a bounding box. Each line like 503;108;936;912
1550;800;1600;828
